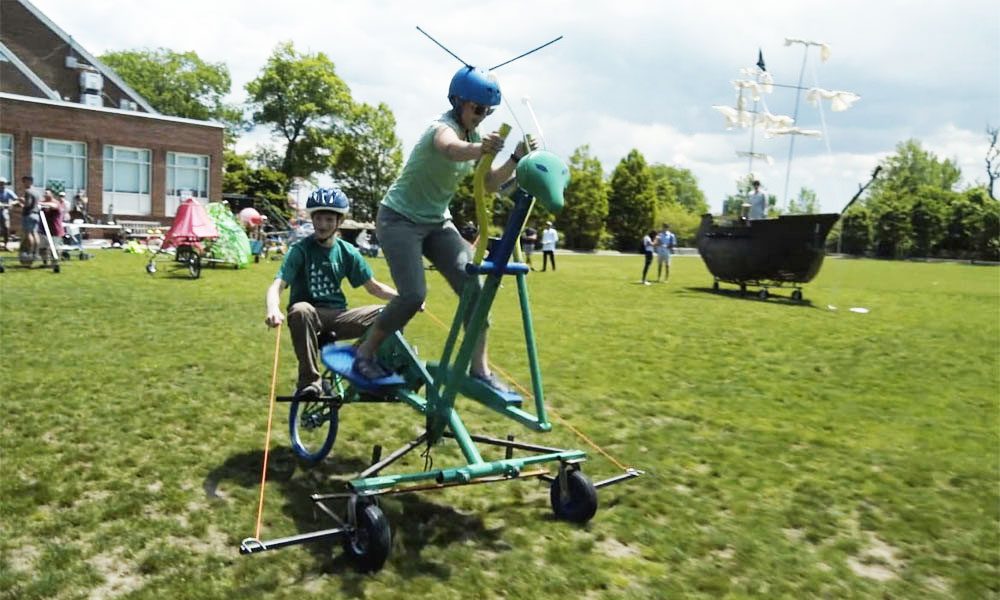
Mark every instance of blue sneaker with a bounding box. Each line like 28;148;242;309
471;371;511;394
354;355;391;381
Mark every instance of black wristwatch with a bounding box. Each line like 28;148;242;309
510;153;522;164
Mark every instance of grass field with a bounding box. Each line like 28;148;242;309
1;248;997;599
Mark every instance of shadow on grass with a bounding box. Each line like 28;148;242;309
684;285;819;308
203;446;507;584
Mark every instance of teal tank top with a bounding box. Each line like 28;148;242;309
380;111;480;224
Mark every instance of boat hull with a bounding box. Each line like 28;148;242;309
696;213;839;286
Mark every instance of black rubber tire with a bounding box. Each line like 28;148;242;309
288;398;340;464
189;254;201;279
550;469;598;524
758;289;769;300
712;280;720;291
343;504;392;573
52;263;60;273
791;289;803;301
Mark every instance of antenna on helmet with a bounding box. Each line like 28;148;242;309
490;36;563;71
415;26;470;67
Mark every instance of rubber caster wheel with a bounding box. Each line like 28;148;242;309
52;263;60;273
712;280;719;292
791;289;803;301
146;263;157;275
739;283;747;296
550;469;598;524
758;289;769;300
344;501;391;573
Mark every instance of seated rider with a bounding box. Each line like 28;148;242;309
264;187;401;400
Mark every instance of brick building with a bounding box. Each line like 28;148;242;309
0;0;223;226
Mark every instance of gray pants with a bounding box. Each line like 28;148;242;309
375;205;481;333
288;302;382;389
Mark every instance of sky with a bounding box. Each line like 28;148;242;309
30;0;1000;213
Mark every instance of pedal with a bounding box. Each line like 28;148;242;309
321;345;405;392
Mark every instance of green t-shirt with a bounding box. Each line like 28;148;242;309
380;111;480;224
277;236;372;310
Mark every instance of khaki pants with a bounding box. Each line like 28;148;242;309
287;302;382;389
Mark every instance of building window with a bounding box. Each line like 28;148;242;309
103;145;151;216
166;152;210;216
0;134;12;183
32;137;87;195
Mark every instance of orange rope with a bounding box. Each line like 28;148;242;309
421;306;632;472
254;322;283;540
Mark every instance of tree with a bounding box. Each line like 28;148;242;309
986;125;999;200
246;42;353;184
872;191;913;258
560;145;608;250
840;206;872;255
331;102;403;222
648;164;709;214
100;48;242;140
787;187;819;214
606;149;656;251
909;186;952;256
871;139;961;197
223;149;289;211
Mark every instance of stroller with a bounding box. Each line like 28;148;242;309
145;198;219;279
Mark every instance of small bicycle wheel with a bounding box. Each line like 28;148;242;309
288;397;340;464
550;469;598;524
343;503;392;573
188;253;202;279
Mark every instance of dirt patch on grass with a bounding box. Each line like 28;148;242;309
847;533;903;582
596;537;641;559
7;542;40;573
87;550;144;599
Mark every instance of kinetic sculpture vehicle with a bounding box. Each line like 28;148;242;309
145;199;250;278
240;130;641;572
702;40;869;301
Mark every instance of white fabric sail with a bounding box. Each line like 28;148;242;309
805;87;861;112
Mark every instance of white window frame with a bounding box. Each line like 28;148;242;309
31;137;87;195
0;134;12;184
165;151;210;217
102;145;152;216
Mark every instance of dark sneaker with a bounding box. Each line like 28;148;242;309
294;383;322;401
471;371;511;394
355;355;391;380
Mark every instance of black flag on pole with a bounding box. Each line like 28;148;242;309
756;49;766;71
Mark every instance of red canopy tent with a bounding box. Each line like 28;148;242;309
162;198;218;250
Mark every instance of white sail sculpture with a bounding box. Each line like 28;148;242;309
713;39;860;208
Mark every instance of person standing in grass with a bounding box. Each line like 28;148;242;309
0;177;16;251
640;229;656;285
351;65;535;393
541;221;559;271
654;223;677;283
264;187;400;401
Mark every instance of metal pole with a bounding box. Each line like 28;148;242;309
782;45;811;210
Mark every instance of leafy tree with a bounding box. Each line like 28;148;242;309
909;186;952;256
872;191;913;258
100;48;242;140
331;102;404;222
649;164;709;214
787;187;819;214
560;145;608;250
607;150;656;251
223;149;289;210
871;139;961;197
246;42;353;184
839;206;872;255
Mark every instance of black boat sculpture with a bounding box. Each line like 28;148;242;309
697;166;879;300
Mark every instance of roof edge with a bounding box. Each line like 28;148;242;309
17;0;160;115
0;40;60;100
0;92;225;128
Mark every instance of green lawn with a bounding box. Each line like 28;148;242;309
1;249;997;599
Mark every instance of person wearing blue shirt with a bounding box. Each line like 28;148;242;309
0;177;17;251
654;223;677;283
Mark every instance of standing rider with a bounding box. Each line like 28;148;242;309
352;65;536;391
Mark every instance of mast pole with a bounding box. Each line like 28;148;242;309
782;44;811;210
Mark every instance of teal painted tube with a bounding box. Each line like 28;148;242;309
447;405;484;465
435;283;475;395
515;272;549;427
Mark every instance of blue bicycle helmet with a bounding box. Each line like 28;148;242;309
448;66;501;107
306;187;350;216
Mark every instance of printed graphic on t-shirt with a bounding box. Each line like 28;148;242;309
308;259;340;300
